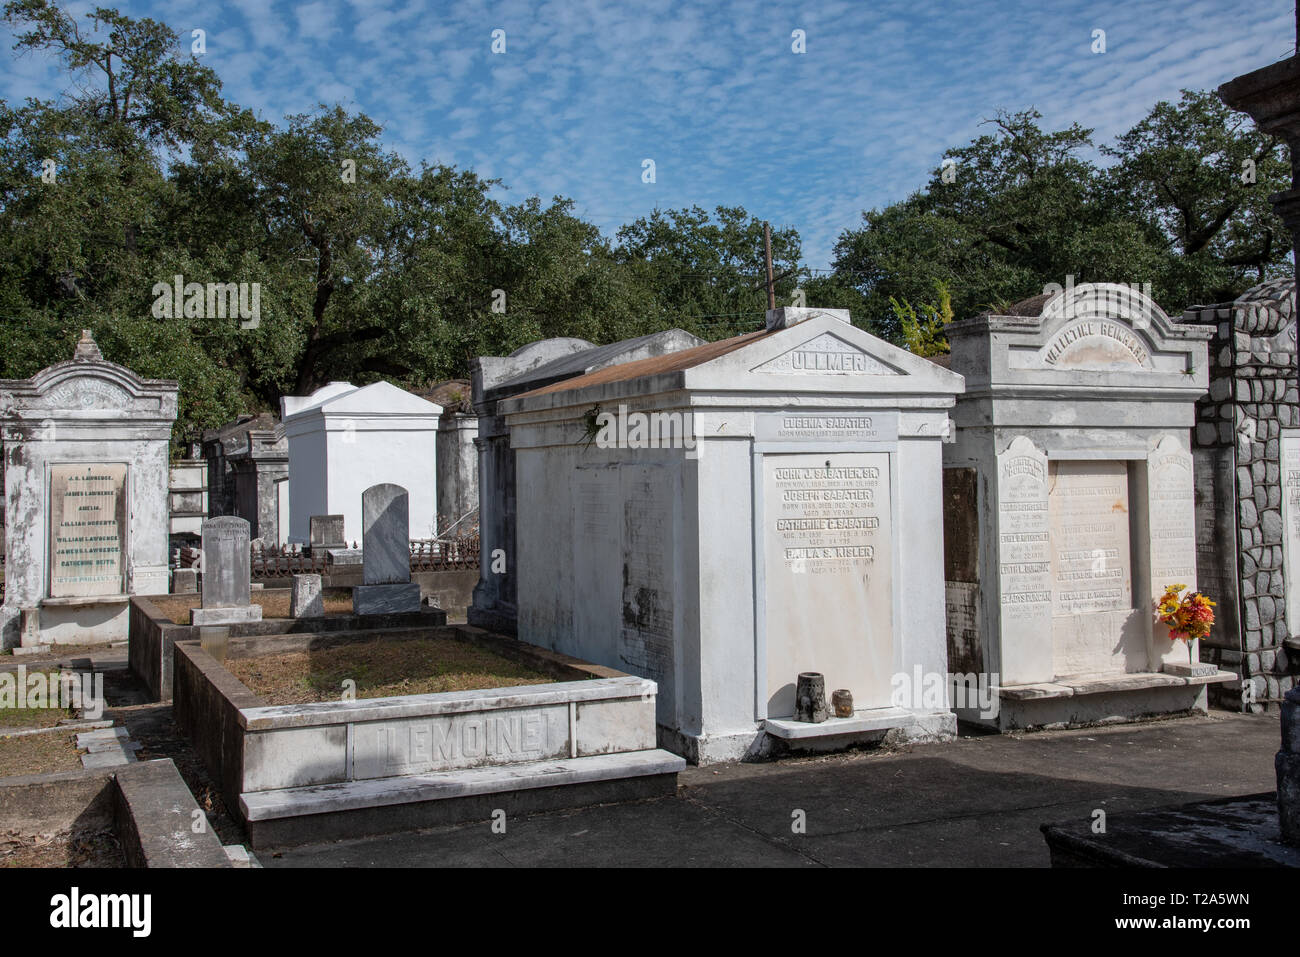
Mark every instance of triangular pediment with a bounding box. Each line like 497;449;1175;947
321;381;443;416
685;315;965;395
751;331;906;376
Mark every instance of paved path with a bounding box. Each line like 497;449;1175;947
265;711;1281;867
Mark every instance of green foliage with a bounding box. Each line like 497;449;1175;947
831;104;1290;340
891;279;954;357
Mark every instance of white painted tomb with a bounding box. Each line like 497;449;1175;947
942;284;1235;730
469;330;704;635
500;308;964;763
280;381;442;546
0;331;177;648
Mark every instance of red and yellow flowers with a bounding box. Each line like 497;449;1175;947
1156;584;1216;645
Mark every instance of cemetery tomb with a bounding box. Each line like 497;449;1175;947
943;283;1235;731
0;331;177;648
280;381;442;545
469;330;704;635
168;458;208;538
499;308;964;764
200;412;288;545
417;380;480;533
167;618;684;848
1181;278;1298;712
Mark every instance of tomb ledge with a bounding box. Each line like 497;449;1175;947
763;707;918;739
999;670;1234;700
40;594;130;607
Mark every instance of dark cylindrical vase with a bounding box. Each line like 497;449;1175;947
795;672;828;723
832;689;853;718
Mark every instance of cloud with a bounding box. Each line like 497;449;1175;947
0;0;1287;267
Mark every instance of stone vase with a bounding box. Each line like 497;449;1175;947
795;673;828;723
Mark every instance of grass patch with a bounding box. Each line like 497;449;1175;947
227;636;567;705
0;669;75;729
0;729;84;777
150;588;354;624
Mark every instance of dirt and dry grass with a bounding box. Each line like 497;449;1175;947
227;636;566;705
149;588;354;623
0;669;76;729
0;728;84;777
0;827;123;867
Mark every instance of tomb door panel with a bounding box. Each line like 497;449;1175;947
1047;460;1142;675
762;452;893;717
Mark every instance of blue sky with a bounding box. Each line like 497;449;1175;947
0;0;1291;267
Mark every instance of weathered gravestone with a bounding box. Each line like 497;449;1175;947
499;307;964;763
290;573;323;618
191;516;262;625
352;484;420;614
943;282;1234;731
309;514;346;550
1181;278;1298;713
0;331;177;649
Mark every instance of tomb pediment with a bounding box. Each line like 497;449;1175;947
751;331;905;376
2;338;177;421
948;282;1211;392
684;314;965;396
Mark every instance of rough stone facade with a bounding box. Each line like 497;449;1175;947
1184;278;1298;712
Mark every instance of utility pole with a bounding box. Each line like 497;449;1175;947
764;222;776;311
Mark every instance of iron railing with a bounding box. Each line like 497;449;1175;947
242;535;481;579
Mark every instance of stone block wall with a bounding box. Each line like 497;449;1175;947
1185;278;1298;711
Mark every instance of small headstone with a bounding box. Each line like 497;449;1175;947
352;483;420;615
290;574;324;618
309;514;346;549
327;547;362;566
172;569;198;594
361;484;410;585
191;516;262;626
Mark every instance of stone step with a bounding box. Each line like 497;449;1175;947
240;748;686;822
83;738;143;754
222;845;263;868
76;727;128;748
81;744;139;768
763;707;917;740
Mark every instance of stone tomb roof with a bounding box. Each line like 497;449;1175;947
0;329;178;429
281;380;443;424
476;330;706;409
947;281;1212;399
503;311;965;414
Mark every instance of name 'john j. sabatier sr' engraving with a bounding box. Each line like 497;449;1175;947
777;466;879;504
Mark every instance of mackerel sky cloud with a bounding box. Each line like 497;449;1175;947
0;0;1290;266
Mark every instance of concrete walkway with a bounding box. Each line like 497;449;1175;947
265;710;1282;867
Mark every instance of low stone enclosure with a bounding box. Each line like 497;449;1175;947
150;606;683;848
0;758;234;867
130;593;453;702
